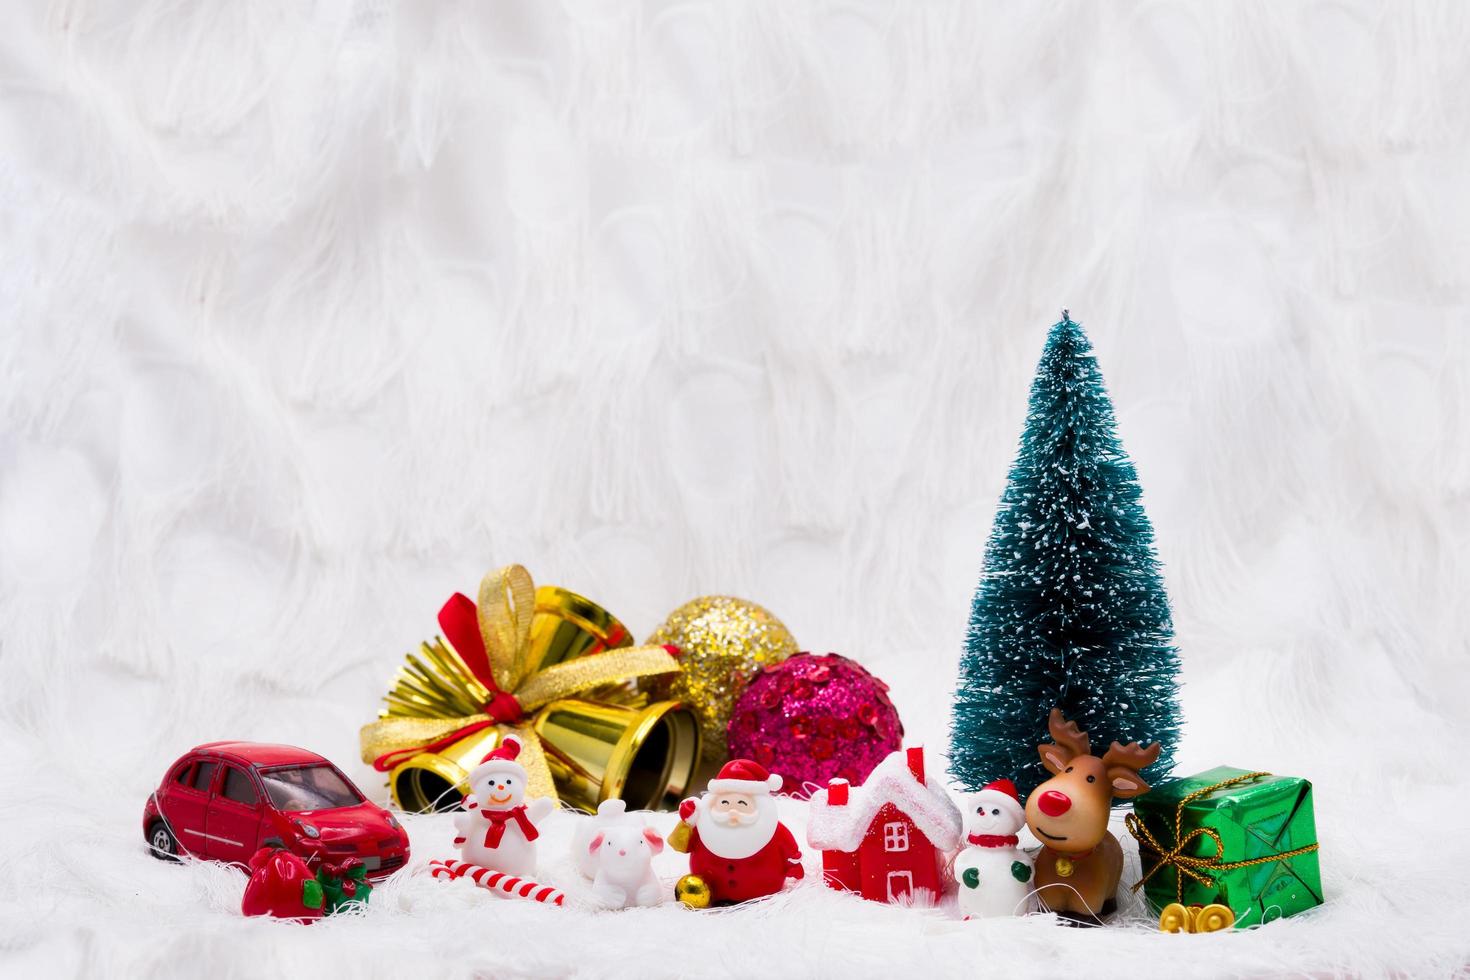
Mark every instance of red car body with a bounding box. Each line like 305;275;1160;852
143;741;409;880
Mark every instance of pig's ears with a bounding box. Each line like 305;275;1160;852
588;833;604;854
643;827;664;853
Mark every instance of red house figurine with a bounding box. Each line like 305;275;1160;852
807;746;962;905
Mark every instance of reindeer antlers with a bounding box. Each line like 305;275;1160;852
1038;708;1163;797
1046;708;1091;757
1101;739;1162;772
1040;708;1162;788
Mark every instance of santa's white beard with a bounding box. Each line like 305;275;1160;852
694;799;778;859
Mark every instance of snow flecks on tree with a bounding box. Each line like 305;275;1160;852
949;313;1182;796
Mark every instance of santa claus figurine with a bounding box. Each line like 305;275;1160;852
671;759;803;907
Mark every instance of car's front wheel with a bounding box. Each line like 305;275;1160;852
148;821;180;861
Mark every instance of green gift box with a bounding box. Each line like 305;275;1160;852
1128;766;1323;928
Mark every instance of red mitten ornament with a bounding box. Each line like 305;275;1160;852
242;847;325;921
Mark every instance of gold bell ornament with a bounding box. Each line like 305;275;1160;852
1158;902;1236;933
644;596;799;765
359;565;701;814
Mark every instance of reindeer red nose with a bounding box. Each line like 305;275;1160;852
1038;790;1072;817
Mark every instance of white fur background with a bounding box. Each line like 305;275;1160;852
3;1;1468;977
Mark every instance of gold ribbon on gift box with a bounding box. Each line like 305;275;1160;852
359;565;701;814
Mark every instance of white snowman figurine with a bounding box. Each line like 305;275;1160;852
953;779;1036;919
451;734;555;877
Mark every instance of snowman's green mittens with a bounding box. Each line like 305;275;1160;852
1010;861;1030;883
962;867;980;889
302;878;324;909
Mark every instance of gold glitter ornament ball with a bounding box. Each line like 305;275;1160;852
645;596;799;764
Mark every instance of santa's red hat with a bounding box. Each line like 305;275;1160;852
469;734;526;782
973;778;1023;820
707;758;783;795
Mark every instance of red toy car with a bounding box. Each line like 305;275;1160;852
143;742;409;879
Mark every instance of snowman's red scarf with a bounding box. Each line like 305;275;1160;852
479;805;539;848
967;833;1020;848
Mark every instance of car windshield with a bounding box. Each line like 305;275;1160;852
260;765;363;812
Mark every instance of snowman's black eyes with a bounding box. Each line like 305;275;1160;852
976;807;984;814
992;808;1000;815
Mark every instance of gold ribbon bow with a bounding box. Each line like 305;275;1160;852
359;565;681;802
1125;770;1321;902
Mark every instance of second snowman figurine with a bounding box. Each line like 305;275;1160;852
953;779;1035;918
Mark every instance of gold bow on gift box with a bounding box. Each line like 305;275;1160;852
359;565;701;813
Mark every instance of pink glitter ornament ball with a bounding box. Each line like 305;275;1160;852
726;652;903;796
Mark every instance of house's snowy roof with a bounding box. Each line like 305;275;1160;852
807;749;963;853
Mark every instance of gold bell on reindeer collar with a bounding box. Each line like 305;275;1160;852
359;565;701;814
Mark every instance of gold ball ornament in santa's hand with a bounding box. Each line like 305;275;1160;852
645;596;799;764
675;874;712;909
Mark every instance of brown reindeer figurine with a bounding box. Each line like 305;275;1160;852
1025;708;1161;925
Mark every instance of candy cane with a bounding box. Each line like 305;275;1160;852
429;859;565;906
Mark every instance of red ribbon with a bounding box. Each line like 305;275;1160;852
480;805;539;848
372;718;499;772
440;592;525;726
968;833;1020;848
369;593;526;772
321;858;363;878
437;593;498;694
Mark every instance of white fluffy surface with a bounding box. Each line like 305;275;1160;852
3;2;1469;978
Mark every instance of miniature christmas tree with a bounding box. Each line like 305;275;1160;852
950;312;1181;796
